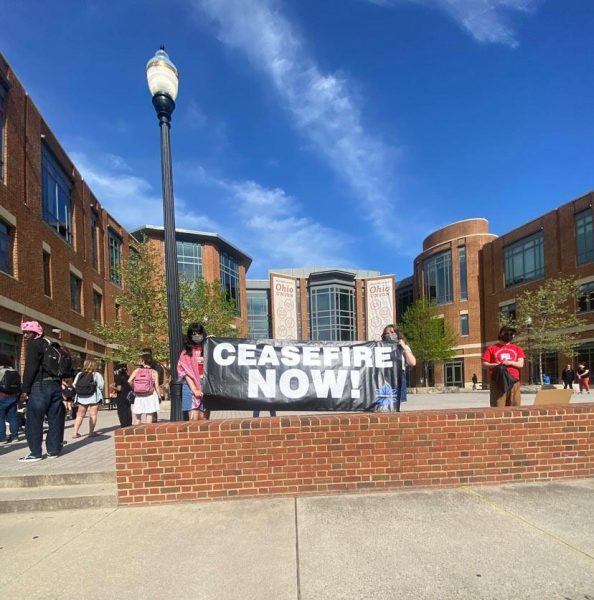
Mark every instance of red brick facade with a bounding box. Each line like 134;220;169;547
0;53;133;372
115;405;594;505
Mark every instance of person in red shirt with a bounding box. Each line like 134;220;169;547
482;326;525;407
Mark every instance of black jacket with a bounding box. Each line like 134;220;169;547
22;336;46;394
492;364;517;393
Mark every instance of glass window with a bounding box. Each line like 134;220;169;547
397;284;413;322
424;250;452;304
578;281;594;313
0;84;6;182
41;145;72;244
499;302;516;322
444;359;464;387
70;273;82;313
504;232;544;287
310;285;356;341
247;289;270;338
43;251;51;297
93;290;103;322
90;211;99;271
220;252;240;314
177;241;203;280
108;228;122;286
459;247;468;301
460;313;469;336
576;209;594;266
0;220;13;275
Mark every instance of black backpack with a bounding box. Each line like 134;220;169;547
75;372;97;396
0;367;21;394
42;340;73;378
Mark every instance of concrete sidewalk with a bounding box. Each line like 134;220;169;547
0;478;593;599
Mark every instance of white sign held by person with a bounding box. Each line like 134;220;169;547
202;337;403;411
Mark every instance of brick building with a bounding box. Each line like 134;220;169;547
131;225;252;335
0;53;134;372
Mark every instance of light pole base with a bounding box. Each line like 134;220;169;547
170;380;183;422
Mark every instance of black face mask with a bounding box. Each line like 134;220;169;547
191;334;204;345
500;333;514;343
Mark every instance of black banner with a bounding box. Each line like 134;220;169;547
202;337;403;411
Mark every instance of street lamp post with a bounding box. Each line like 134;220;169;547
147;46;183;421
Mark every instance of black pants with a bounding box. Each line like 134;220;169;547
563;381;573;389
116;396;132;427
26;380;65;457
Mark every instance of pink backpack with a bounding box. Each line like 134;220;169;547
133;368;155;395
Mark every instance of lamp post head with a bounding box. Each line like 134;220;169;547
146;45;179;101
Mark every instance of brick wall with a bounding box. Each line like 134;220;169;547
115;405;594;506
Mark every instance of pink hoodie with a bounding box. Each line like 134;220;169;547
177;349;203;392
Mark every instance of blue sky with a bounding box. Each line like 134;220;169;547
1;0;593;279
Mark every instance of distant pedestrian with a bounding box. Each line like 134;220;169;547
19;321;67;461
482;326;525;407
177;323;209;421
111;366;132;428
61;377;76;420
577;363;590;394
72;359;104;438
141;348;164;422
129;353;161;425
561;364;575;390
0;353;21;444
471;373;478;390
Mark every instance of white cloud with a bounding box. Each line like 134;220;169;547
69;150;352;275
68;151;217;232
195;0;402;246
367;0;542;47
222;180;352;268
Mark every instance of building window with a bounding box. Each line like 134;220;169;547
424;250;452;304
90;211;99;271
0;220;13;275
115;302;121;320
578;281;594;313
41;145;72;244
42;251;51;297
70;273;82;313
459;246;468;300
220;252;240;314
0;83;6;182
576;209;594;266
108;228;122;286
247;289;271;338
177;241;203;280
504;231;544;287
444;359;464;387
93;290;103;322
396;284;414;322
460;313;469;336
310;286;356;341
499;302;516;323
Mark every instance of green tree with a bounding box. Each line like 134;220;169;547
179;277;240;338
95;241;239;370
400;298;457;386
500;276;585;384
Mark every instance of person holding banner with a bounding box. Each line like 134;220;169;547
177;323;210;421
381;324;416;405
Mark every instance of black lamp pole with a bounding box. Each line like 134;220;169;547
151;91;183;422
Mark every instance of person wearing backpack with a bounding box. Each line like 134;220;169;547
19;321;66;461
128;353;161;425
0;353;21;444
72;359;104;439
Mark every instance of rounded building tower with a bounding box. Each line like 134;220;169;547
413;218;497;388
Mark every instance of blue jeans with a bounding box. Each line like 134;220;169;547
25;380;65;457
0;395;19;441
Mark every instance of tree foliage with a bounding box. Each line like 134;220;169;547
400;298;457;386
95;241;239;369
500;276;585;383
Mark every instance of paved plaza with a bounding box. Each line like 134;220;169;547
0;390;591;476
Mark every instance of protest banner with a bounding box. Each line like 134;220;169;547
202;337;403;411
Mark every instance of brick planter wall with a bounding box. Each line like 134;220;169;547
115;405;594;505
